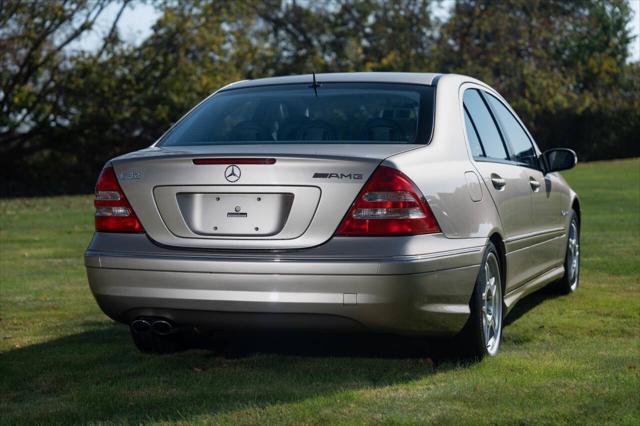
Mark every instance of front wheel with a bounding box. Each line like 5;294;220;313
458;242;504;359
557;211;580;294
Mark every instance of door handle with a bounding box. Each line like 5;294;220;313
529;177;541;192
490;173;506;190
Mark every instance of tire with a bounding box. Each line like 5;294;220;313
557;211;580;295
130;327;186;354
457;242;504;359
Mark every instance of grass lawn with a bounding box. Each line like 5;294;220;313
1;158;639;425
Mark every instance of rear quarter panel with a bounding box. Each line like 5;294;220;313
385;75;503;240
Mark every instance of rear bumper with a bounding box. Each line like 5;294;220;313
85;233;485;336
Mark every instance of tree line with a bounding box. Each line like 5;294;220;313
1;0;638;196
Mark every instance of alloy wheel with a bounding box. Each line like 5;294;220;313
481;252;503;356
567;219;580;291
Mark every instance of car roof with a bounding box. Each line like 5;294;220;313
221;72;443;91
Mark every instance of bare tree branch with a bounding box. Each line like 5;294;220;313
95;0;132;60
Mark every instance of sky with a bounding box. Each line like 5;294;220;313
622;0;639;61
79;0;640;63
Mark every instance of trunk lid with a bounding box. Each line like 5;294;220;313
111;144;417;249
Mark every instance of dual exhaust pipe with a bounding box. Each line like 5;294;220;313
131;318;174;335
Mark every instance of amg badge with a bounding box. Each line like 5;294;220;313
313;172;363;180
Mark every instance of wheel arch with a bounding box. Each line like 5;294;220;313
572;196;581;225
489;232;507;294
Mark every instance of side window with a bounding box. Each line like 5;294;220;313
485;94;539;169
463;107;485;157
463;89;508;160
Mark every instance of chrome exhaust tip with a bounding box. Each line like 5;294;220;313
131;319;151;333
151;320;174;336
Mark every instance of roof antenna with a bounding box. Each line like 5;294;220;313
310;72;320;97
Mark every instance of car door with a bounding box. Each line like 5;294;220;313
462;88;534;291
483;93;566;276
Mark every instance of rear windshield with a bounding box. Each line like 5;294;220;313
159;83;435;146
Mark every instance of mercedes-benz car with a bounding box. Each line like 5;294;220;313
85;72;580;358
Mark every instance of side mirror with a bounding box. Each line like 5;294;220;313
542;148;577;174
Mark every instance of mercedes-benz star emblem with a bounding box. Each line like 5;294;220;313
224;165;241;182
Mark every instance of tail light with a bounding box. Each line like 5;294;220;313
335;165;440;236
94;166;144;233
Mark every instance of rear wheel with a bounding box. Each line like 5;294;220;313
557;211;580;294
458;242;504;359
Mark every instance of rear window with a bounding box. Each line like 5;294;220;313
159;83;435;146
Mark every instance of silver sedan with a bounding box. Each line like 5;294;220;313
85;72;580;358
